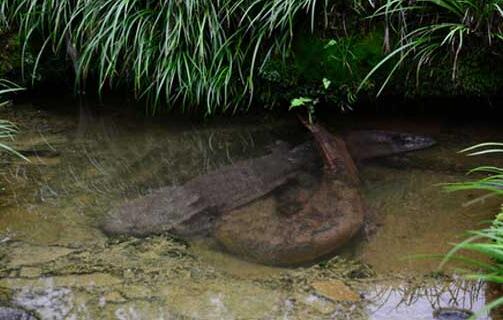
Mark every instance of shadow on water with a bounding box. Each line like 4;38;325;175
0;98;501;319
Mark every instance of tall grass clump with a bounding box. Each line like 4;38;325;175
0;0;321;114
442;143;503;316
0;79;25;158
359;0;503;94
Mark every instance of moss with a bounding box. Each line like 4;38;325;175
410;54;503;98
258;27;503;110
372;48;503;100
293;31;383;84
0;31;22;79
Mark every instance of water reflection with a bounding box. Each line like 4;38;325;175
366;279;489;320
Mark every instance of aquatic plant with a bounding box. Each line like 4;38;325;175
359;0;503;95
442;143;503;317
1;0;321;114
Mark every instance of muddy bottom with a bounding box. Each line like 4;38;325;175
0;101;501;319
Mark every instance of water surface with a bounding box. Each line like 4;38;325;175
0;101;501;319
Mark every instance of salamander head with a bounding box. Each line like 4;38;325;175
344;130;436;161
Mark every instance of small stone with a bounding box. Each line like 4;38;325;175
299;293;335;315
103;291;126;304
19;267;41;279
433;307;473;320
120;285;152;300
311;280;360;302
215;178;365;266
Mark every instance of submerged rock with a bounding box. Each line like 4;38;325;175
215;177;365;265
215;121;365;265
0;306;36;320
311;280;360;302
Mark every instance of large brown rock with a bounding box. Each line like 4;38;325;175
214;177;365;266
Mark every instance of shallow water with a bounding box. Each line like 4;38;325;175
0;101;501;319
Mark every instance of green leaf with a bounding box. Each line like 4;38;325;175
324;39;337;49
289;97;313;110
322;78;331;90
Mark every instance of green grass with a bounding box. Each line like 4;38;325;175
0;79;26;158
359;0;503;95
1;0;320;114
442;143;503;318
